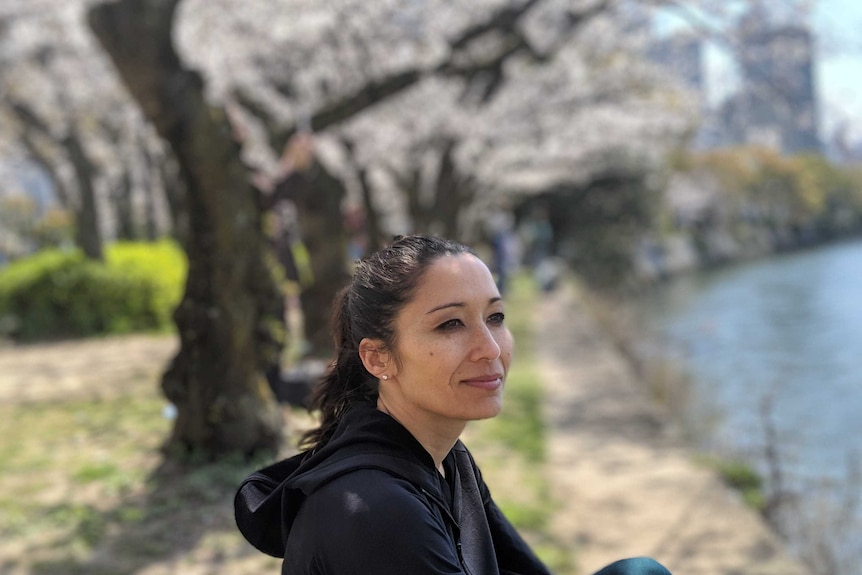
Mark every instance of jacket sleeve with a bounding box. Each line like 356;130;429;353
286;469;466;575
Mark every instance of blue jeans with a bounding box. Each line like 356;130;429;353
593;557;672;575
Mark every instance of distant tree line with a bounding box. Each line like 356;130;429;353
663;147;862;267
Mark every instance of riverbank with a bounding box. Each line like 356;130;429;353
624;237;862;574
634;226;862;287
534;279;808;574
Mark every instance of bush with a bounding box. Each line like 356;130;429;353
0;240;186;341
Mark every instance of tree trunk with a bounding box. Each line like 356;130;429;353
433;139;469;240
62;128;104;261
114;168;136;240
295;162;351;359
11;100;101;258
341;138;383;253
138;129;161;241
141;150;160;241
17;136;71;216
159;157;190;247
89;0;284;457
356;166;384;252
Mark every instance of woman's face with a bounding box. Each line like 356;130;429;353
381;253;513;429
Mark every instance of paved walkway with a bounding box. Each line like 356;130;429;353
535;282;808;575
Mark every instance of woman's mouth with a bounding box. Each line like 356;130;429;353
461;375;503;390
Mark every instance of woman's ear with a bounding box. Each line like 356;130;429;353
358;338;391;379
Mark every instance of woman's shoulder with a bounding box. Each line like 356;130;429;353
307;467;435;515
290;472;463;574
295;468;450;547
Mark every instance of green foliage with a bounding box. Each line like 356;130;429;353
706;457;766;512
536;153;664;290
0;195;38;236
679;147;862;234
0;196;74;259
0;240;186;341
33;208;75;249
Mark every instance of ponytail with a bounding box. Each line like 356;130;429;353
299;287;377;451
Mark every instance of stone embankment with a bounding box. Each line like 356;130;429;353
535;282;809;575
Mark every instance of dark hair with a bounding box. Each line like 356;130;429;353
299;235;475;451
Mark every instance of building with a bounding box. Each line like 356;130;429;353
645;4;822;156
645;31;716;148
734;9;821;154
646;33;705;97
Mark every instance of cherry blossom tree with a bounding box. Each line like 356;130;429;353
0;2;174;258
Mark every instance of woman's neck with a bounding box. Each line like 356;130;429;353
377;396;464;472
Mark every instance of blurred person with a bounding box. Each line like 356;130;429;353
235;235;672;575
519;206;559;292
520;205;553;269
343;201;368;264
486;207;518;295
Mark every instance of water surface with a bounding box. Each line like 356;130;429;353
632;237;862;489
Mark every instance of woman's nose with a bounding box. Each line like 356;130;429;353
470;324;502;361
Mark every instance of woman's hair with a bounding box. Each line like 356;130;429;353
299;235;475;451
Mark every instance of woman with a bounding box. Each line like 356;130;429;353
235;235;671;575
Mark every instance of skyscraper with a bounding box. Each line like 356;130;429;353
735;7;821;154
646;33;705;96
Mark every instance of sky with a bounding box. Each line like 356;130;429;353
813;0;862;139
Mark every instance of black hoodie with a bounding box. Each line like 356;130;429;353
235;403;553;575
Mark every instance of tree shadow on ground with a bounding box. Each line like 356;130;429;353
18;454;280;575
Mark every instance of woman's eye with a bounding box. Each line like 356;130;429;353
437;319;464;331
488;312;505;325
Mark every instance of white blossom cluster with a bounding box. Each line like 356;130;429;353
0;0;710;238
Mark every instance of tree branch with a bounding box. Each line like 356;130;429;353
257;0;611;151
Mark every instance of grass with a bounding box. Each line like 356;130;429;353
0;372;286;574
695;455;767;513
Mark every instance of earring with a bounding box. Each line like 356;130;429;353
381;374;389;380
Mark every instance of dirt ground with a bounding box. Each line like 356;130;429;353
0;285;810;575
0;334;179;406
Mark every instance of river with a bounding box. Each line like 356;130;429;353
629;237;862;568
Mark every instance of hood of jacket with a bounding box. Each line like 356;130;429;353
234;403;449;558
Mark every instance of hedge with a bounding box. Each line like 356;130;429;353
0;240;186;341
